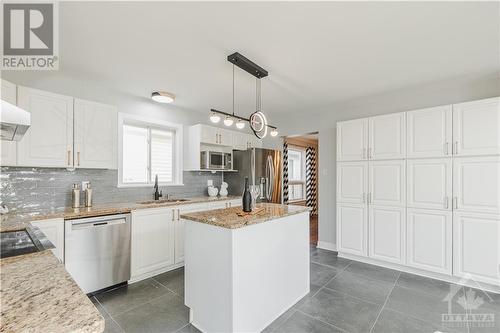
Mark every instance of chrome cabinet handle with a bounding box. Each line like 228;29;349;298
369;148;373;159
177;209;180;221
77;152;80;166
67;150;71;165
453;197;458;210
172;209;175;221
445;196;449;209
362;193;366;203
363;148;367;160
454;141;459;155
444;143;449;155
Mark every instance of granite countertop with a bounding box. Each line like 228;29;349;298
0;250;104;333
0;196;240;232
180;203;310;229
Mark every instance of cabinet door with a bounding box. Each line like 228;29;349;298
407;105;452;158
337;162;368;204
232;133;248;150
74;99;117;169
369;112;406;160
453;156;500;214
369;160;406;207
407;159;452;210
337;118;368;161
453;97;500;156
228;199;241;207
200;125;218;145
176;203;208;264
337;204;367;256
453;211;500;285
368;206;406;264
1;80;18;166
31;218;65;263
17;87;74;167
218;128;233;146
407;209;452;275
131;208;175;280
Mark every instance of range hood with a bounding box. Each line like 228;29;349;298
0;100;31;141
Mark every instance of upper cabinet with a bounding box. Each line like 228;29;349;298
407;105;452;158
337;118;368;161
17;86;74;168
198;125;232;146
453;97;500;157
1;80;18;166
74;99;117;169
369;112;406;160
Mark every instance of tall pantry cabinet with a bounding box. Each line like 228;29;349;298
337;97;500;288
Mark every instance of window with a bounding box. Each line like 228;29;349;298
288;147;306;201
119;114;182;187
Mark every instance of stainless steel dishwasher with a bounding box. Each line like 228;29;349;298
65;213;131;294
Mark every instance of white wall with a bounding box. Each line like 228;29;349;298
273;73;500;250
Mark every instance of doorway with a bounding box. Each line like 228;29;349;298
283;133;319;245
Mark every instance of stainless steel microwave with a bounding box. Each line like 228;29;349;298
200;151;232;170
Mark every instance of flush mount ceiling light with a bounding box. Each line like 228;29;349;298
209;52;278;139
151;91;175;104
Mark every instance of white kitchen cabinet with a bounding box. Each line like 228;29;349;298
337;161;368;204
233;132;262;150
453;97;500;157
16;87;74;168
407;159;452;210
31;218;65;263
369;160;406;207
407;105;452;158
1;79;18;166
453;156;500;214
453;211;500;286
176;203;208;264
368;205;406;265
407;208;452;275
197;124;233;146
336;118;368;161
369;112;406;160
131;207;175;281
336;204;367;256
74;99;117;169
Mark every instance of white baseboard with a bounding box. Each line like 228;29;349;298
316;241;337;252
129;262;184;284
339;252;500;294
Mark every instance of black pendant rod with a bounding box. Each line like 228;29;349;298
210;108;277;129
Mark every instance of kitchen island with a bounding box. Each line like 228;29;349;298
181;203;310;333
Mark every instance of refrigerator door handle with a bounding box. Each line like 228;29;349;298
266;155;274;201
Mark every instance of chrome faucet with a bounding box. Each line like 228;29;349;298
153;175;162;200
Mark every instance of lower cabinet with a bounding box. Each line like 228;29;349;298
176;203;208;264
336;204;367;256
130;207;175;281
368;206;406;265
407;208;452;275
30;218;64;263
453;211;500;285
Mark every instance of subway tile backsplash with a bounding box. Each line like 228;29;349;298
0;167;222;213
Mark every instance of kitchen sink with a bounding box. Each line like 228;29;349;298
137;198;190;205
0;226;54;258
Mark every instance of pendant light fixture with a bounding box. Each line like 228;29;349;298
209;52;278;138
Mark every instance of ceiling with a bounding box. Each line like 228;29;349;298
56;1;499;118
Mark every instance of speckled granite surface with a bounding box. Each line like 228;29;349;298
0;251;105;333
180;203;310;229
0;196;240;232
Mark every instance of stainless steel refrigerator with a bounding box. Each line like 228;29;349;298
225;148;282;204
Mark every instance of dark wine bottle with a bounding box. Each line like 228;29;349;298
242;177;252;212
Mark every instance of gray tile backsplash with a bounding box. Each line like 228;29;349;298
0;167;222;213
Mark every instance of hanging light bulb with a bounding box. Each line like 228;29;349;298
210;112;221;123
236;119;245;129
270;127;279;137
223;116;234;127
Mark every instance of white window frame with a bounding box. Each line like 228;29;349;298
118;113;183;188
288;146;307;202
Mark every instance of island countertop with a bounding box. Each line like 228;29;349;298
180;203;310;229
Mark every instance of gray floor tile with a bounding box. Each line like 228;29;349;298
310;248;352;270
175;324;201;333
96;278;169;316
325;270;394;305
464;287;500;333
91;296;109;318
385;285;468;332
153;267;185;297
104;317;124;333
262;308;297;333
275;311;345;333
372;308;457;333
293;284;321;309
310;262;339;288
114;293;189;333
397;272;457;299
344;261;400;284
299;287;381;333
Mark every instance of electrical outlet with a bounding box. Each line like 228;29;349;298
81;181;90;190
207;179;213;186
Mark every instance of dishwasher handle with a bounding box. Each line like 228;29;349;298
68;214;129;230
